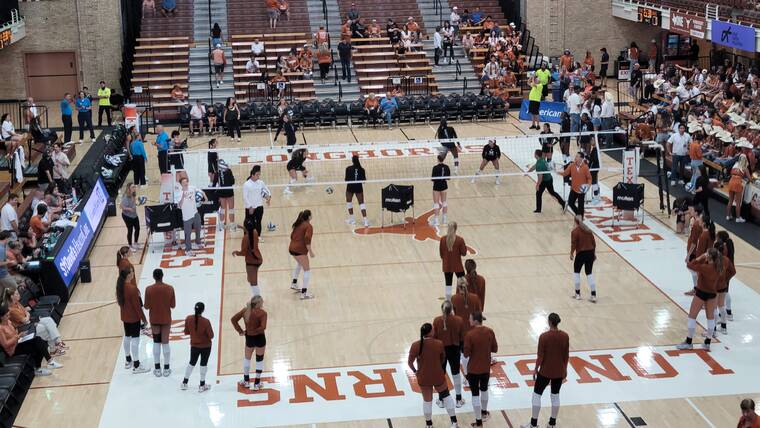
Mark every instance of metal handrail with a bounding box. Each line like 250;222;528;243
207;37;215;104
322;0;329;33
338;80;343;102
462;76;468;96
433;0;443;26
454;59;462;81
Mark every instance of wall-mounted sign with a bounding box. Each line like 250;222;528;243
637;7;661;26
711;20;756;52
669;11;706;39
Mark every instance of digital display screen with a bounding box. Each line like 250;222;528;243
53;178;108;287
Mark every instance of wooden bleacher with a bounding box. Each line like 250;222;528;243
139;0;194;38
352;41;438;95
130;37;191;114
230;33;316;101
336;0;425;34
228;0;311;35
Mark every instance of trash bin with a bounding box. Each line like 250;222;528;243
79;259;92;283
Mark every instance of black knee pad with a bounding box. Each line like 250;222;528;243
438;389;450;401
153;333;162;343
255;354;264;362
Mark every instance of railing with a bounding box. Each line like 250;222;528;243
462;76;469;96
0;100;26;131
616;78;643;114
432;0;444;27
337;80;343;102
119;0;142;97
321;0;330;33
454;59;462;81
331;49;339;85
247;81;270;102
385;75;431;96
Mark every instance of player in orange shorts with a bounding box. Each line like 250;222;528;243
726;154;750;223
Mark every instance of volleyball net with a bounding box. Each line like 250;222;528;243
172;130;630;193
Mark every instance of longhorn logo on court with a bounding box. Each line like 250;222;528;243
353;210;477;254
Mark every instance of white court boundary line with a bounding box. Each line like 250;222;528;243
686;397;718;428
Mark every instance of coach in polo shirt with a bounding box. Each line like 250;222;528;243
154;125;171;174
667;123;690;187
60;93;74;143
242;165;271;240
535;63;551;100
97;81;112;127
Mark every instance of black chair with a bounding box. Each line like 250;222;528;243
428;95;446;122
178;105;191;132
317;99;336;127
460;94;478;120
397;96;414;124
333;101;350;126
238;104;252;129
490;96;506;120
299;100;319;127
475;94;492;121
348;100;364;126
445;94;462;121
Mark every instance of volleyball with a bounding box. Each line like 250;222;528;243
267;222;277;232
194;190;205;207
325;186;334;195
261;187;272;199
579;184;590;194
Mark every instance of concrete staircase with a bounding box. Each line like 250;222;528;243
189;0;234;103
415;0;478;94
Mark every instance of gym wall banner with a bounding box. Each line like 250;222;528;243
53;178;108;287
669;11;706;39
711;20;756;52
518;99;564;124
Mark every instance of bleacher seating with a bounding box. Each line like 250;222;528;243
450;0;504;24
139;0;194;38
230;33;317;101
336;0;425;33
131;37;191;115
227;0;311;34
352;40;438;95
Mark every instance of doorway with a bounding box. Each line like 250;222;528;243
24;52;79;100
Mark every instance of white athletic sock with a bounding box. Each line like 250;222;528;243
423;400;433;421
445;284;453;299
250;284;261;296
444;394;456;417
122;336;131;358
303;271;311;291
531;392;541;419
292;264;302;282
472;394;482;421
255;359;264;372
152;343;161;365
243;358;251;377
453;373;462;397
130;337;140;363
687;318;697;339
162;343;171;367
184;364;195;380
592;184;600;197
726;293;732;311
461;356;469;375
587;274;597;293
718;306;726;323
480;389;489;412
573;273;581;292
707;318;716;336
200;366;208;383
550;393;560;419
690;270;698;286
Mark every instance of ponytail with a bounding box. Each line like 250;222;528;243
0;287;15;307
446;222;458;251
707;248;723;275
117;246;130;266
115;268;131;307
441;301;452;331
292;209;312;229
465;259;476;280
418;323;432;356
457;277;469;308
244;295;263;323
194;302;205;330
703;214;715;242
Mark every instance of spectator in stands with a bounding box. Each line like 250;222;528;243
121;183;141;249
686;134;704;192
0;303;63;376
251;38;264;59
367;20;382;38
0;231;18;290
51;142;70;190
461;32;474;57
689;40;700;67
97;81;113;127
225;98;242;142
470;7;484;25
143;0;156;17
347;2;360;21
338;38;352;82
648;39;658;71
245;57;260;74
211;44;226;88
2;286;68;356
271;70;288;99
0;194;19;240
406;17;420;38
190;100;205;136
266;0;279;29
1;113;18;144
400;25;412;48
160;0;176;17
314;26;330;48
277;0;290;21
364;93;380;124
433;26;443;67
154;124;170;174
60;92;74;144
628;42;639;66
387;19;400;45
599;48;609;88
450;7;461;37
342;19;353;41
351;18;367;39
29;204;48;237
170;84;186;104
211;23;223;47
316;43;332;84
460;8;470;25
380;93;398;129
559;50;573;71
76;90;95;143
566;86;582;138
206;104;218;134
23;97;40;130
442;21;454;64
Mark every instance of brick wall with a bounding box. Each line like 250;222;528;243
0;0;123;100
525;0;660;64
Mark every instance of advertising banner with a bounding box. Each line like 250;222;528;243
518;99;564;124
711;20;756;52
669;11;706;39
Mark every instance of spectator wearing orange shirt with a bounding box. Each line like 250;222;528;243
406;17;420;37
364;93;380;123
266;0;279;29
277;0;289;21
29;204;48;237
559;50;573;70
316;43;332;83
737;399;760;428
687;137;704;192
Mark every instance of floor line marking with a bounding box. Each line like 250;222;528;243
29;381;111;390
613;402;636;427
66;300;117;306
501;409;514;428
386;418;393;427
686;397;717;428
